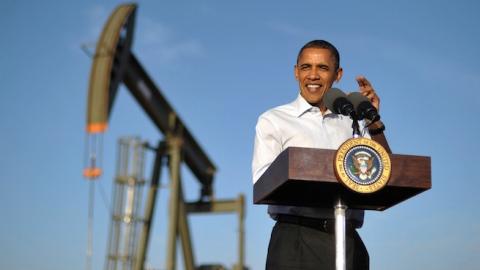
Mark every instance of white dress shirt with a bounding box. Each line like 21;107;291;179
252;93;369;223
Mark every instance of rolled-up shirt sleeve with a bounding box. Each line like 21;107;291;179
252;115;282;183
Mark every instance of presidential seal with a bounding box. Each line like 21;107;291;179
334;137;391;193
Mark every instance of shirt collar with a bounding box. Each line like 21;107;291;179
293;93;337;118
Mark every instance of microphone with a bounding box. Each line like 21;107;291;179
323;88;355;117
348;92;380;123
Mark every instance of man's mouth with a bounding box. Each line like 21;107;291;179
306;84;322;92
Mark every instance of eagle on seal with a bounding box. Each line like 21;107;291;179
351;151;377;181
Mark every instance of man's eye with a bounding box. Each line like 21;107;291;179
300;66;310;70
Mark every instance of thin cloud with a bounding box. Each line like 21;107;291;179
75;5;205;65
135;17;205;64
198;2;216;16
70;4;109;54
86;5;109;39
266;21;311;37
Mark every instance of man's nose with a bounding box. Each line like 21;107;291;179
307;69;320;79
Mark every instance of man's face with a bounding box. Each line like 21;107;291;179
294;48;343;108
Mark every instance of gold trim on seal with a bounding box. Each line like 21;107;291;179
334;138;391;194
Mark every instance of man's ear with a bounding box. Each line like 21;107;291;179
335;67;344;82
294;65;299;81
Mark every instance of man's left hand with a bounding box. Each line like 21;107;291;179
356;75;380;111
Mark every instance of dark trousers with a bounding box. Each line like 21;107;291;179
266;219;369;270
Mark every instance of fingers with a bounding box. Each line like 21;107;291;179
356;75;380;111
356;75;371;89
356;75;374;98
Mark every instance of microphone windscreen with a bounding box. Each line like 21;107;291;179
348;91;380;122
323;88;348;112
348;92;370;110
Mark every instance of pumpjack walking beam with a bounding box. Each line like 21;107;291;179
122;53;216;199
84;4;216;199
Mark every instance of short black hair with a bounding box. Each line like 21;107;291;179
297;40;340;70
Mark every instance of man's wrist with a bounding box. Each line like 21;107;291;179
367;120;385;135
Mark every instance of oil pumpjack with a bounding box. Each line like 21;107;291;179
83;4;246;270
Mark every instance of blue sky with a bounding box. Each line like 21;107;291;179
1;0;479;269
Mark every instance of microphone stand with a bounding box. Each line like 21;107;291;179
334;197;347;270
324;90;363;270
351;113;361;138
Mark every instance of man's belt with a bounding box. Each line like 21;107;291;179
276;214;355;234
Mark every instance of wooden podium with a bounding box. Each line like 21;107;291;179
254;146;431;269
254;147;431;210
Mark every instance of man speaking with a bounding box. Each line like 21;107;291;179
252;40;385;270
